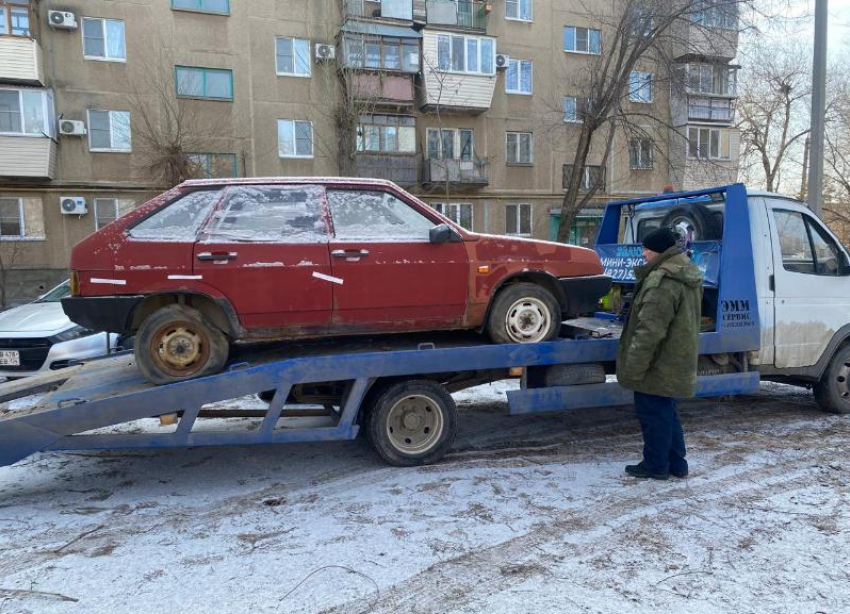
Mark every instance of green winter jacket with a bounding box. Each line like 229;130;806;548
616;246;703;398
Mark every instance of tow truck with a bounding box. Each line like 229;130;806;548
2;183;848;470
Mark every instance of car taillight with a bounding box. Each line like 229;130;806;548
70;271;80;296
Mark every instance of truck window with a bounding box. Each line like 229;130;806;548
773;209;847;276
129;189;222;241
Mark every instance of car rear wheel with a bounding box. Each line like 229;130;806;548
487;283;561;344
135;304;229;385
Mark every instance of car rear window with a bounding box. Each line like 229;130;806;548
129;189;222;241
204;185;327;242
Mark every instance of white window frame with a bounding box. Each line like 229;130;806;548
563;165;604;191
506;131;533;165
86;109;132;153
277;119;314;159
426;128;475;161
0;88;53;137
93;198;120;230
0;196;25;239
81;17;126;62
506;58;533;95
563;26;601;55
629;138;654;170
505;0;533;22
275;36;312;78
436;33;496;76
433;202;474;231
687;126;732;160
505;203;532;236
629;71;653;103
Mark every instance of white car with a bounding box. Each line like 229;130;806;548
0;281;122;379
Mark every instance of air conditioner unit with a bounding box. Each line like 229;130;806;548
60;196;87;216
59;119;86;136
48;10;78;30
315;44;336;61
495;54;510;70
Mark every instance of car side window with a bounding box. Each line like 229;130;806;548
806;216;847;276
204;185;328;243
773;210;815;274
326;189;436;241
129;189;222;240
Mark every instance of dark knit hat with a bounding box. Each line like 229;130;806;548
642;227;679;253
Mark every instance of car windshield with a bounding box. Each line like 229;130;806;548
35;281;71;303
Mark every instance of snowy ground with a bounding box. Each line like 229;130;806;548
0;380;848;614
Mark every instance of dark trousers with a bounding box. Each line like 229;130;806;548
634;391;687;475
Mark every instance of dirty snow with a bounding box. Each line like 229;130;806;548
0;381;847;614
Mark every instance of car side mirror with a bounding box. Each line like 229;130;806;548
430;223;462;244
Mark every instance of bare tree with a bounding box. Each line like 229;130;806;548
555;0;749;243
0;240;23;310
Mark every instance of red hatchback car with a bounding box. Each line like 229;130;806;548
63;178;610;384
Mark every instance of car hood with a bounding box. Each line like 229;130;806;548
0;302;72;335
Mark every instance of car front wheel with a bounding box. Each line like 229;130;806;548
487;283;562;344
135;304;229;385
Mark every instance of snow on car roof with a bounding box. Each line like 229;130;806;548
180;177;402;189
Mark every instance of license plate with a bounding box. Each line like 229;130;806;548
0;350;20;366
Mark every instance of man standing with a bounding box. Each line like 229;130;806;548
616;227;703;480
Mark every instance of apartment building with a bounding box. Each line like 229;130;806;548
0;0;741;302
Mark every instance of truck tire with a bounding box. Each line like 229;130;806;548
543;363;606;386
661;203;722;241
135;304;229;385
369;380;458;466
487;283;561;344
813;344;850;414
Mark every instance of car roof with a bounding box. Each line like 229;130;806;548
180;177;402;189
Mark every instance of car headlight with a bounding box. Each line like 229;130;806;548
52;326;97;343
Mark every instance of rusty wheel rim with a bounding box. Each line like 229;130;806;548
149;320;211;378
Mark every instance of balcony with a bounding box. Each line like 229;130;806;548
344;0;426;22
0;37;44;84
0;136;56;179
426;0;489;31
423;157;489;188
688;98;734;123
354;153;420;187
351;73;415;105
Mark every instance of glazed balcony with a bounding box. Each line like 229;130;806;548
0;136;56;178
423;156;489;188
343;0;426;22
688;97;735;123
0;36;44;85
354;152;420;187
426;0;489;31
351;72;415;106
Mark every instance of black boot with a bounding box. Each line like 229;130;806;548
625;462;669;480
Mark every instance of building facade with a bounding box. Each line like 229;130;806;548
0;0;741;303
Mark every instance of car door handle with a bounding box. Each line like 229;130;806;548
331;249;370;258
197;251;238;261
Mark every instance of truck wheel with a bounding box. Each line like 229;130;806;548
135;304;229;385
813;345;850;414
487;283;561;344
661;203;721;241
369;380;458;466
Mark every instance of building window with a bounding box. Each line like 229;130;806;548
171;0;230;15
0;197;23;238
0;2;32;37
187;153;238;178
506;132;533;165
563;96;591;123
175;66;234;101
505;203;532;236
93;198;119;230
436;34;495;75
563;26;601;54
629;71;653;103
278;119;313;158
0;88;54;137
344;36;420;73
687;64;737;96
691;0;737;29
82;18;126;61
629;138;653;169
358;115;416;154
506;0;532;21
506;59;533;94
687;126;732;160
427;128;474;161
87;109;131;152
563;164;604;191
433;203;473;230
275;37;311;77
